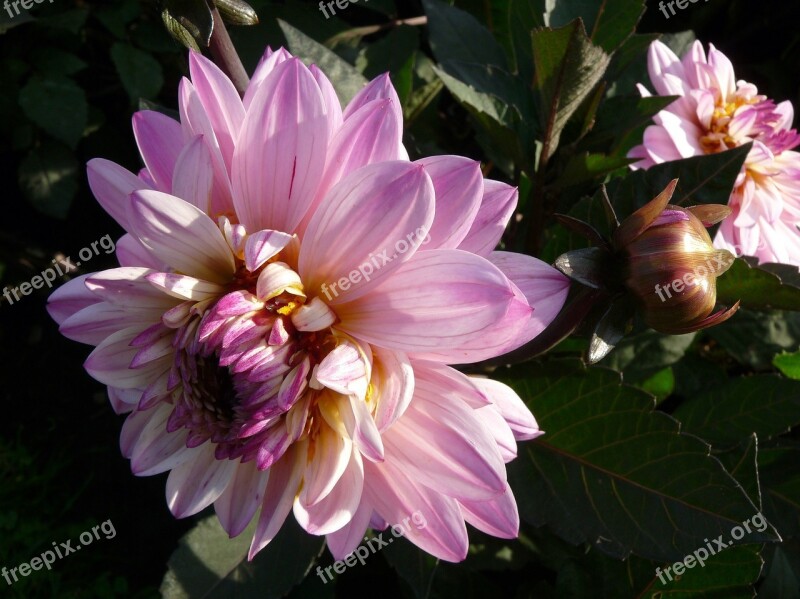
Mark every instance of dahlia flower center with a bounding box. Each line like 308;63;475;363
700;97;757;153
163;236;365;468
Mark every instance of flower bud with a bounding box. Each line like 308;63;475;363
615;180;739;334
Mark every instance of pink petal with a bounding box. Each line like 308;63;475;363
46;274;100;325
178;78;236;217
132;111;184;192
128;405;194;475
336;250;530;363
489;251;570;346
363;457;469;562
380;369;506;501
215;460;269;537
84;326;170;388
371;347;414;432
166;443;237;518
115;234;167;269
310;64;344;140
314;339;369;398
643;125;683;163
647;41;688;97
60;301;157;345
232;58;329;234
294;449;364;535
315;98;403;203
475;404;517;462
341;393;384;463
343;73;402;126
300;426;352;506
458;483;519;539
244;229;293;272
172;135;214;213
470;377;541;440
189;51;245;171
457;180;518;257
85;267;180;308
416;155;483;250
243;47;292;111
299;161;435;303
325;497;373;559
87;159;149;231
248;440;306;559
707;44;736;99
128;190;235;285
145;272;226;301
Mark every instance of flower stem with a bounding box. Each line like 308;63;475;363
209;8;249;96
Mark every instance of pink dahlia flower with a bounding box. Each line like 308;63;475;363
47;48;570;561
628;40;800;265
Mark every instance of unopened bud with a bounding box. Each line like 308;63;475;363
617;180;739;334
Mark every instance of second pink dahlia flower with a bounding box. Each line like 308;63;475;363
48;48;570;561
628;40;800;265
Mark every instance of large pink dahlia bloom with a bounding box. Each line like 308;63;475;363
628;40;800;265
47;48;570;561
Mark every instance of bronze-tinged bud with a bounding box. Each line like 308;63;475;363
617;180;739;334
215;0;259;26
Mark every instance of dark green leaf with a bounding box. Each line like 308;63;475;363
532;19;611;159
708;310;800;370
31;49;87;76
600;329;696;383
160;515;323;599
403;78;443;126
356;25;419;81
604;32;657;96
586;94;678;155
559;152;634;186
503;359;776;562
38;8;89;34
110;43;164;102
760;544;800;599
606;143;752;219
422;0;508;69
546;0;645;52
673;375;800;445
383;537;440;599
715;435;762;509
95;0;141;39
507;0;544;82
18;141;79;219
643;545;763;598
717;258;800;312
760;448;800;539
279;20;367;105
19;76;87;148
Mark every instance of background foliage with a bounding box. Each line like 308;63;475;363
1;0;799;597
